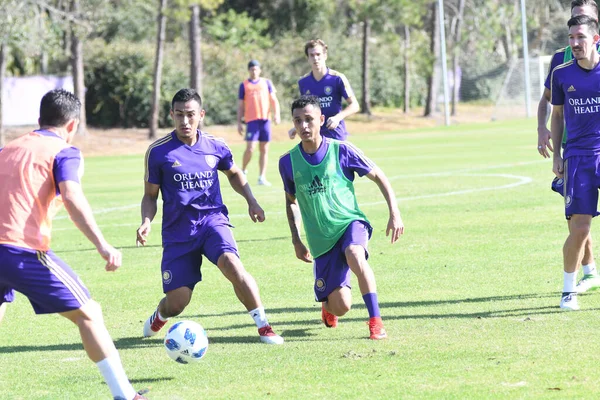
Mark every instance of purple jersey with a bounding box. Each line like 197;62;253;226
551;60;600;158
545;45;600;90
238;78;274;99
34;130;83;194
278;137;375;195
145;130;234;244
544;48;568;90
298;69;354;140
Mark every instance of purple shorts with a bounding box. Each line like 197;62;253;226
313;220;372;302
245;119;271;142
0;244;91;314
161;213;239;293
564;155;600;219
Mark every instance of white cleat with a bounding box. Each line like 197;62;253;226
560;293;580;311
575;274;600;293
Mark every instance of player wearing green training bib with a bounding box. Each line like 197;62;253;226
279;95;404;340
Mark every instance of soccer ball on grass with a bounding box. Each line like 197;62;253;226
164;320;208;364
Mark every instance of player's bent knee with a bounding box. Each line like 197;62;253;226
345;245;366;262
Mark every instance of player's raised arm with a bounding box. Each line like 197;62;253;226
137;181;160;246
284;192;312;262
365;166;404;243
222;165;265;222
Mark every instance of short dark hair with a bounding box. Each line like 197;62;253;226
571;0;599;19
291;95;321;114
304;39;328;57
171;88;202;109
568;14;599;32
38;89;81;127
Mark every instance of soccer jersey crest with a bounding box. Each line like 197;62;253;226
324;86;333;95
205;155;218;168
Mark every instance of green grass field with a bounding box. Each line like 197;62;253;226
3;118;600;399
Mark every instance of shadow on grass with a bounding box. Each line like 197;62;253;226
187;291;561;318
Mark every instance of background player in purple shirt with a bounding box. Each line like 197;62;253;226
536;1;600;293
550;15;600;311
137;88;283;345
287;39;360;141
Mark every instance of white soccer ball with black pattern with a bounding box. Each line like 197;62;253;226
164;320;208;364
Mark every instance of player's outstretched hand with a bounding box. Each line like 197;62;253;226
136;221;151;247
387;212;404;244
248;202;265;223
537;127;553;158
288;127;297;139
294;242;312;263
553;156;564;179
97;243;122;272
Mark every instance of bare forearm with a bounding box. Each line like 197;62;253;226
285;197;303;244
550;112;564;158
537;96;551;131
141;194;158;224
63;191;106;249
229;172;257;205
371;169;399;215
337;100;360;120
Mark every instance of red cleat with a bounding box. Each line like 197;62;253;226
321;303;338;328
368;317;387;340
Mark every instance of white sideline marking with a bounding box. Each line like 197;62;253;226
53;167;534;231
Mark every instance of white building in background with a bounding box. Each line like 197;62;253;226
2;76;74;126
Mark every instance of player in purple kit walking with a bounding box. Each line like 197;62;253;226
550;15;600;310
0;89;146;400
137;88;283;344
536;0;600;294
280;95;403;339
288;39;360;141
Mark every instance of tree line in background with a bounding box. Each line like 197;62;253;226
0;0;575;144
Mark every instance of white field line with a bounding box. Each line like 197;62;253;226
53;160;540;231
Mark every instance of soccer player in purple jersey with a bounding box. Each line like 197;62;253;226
287;39;360;141
279;95;403;340
550;15;600;310
137;88;283;345
0;90;146;400
537;1;600;293
237;60;281;186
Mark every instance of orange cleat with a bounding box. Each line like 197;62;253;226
368;317;387;340
321;303;338;328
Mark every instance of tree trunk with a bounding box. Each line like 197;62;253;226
289;0;296;34
451;0;465;116
361;16;371;115
424;1;440;117
70;0;86;134
150;0;168;139
0;43;6;147
189;4;202;95
403;25;410;114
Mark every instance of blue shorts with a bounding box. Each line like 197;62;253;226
245;119;271;142
0;244;91;314
313;220;372;302
564;155;600;219
161;213;239;293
